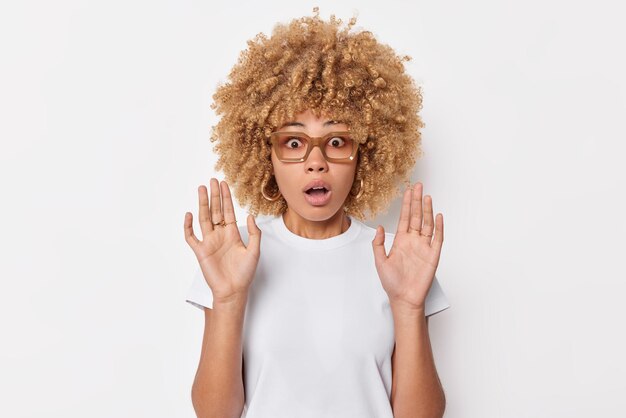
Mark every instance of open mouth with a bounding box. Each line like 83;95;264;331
303;186;331;206
304;187;329;196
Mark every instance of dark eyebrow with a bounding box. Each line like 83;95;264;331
279;120;342;128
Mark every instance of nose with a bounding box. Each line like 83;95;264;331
304;143;329;172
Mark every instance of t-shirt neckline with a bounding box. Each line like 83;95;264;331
271;213;362;250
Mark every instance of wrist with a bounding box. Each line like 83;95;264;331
213;291;249;310
390;300;426;319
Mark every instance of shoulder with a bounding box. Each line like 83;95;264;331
236;216;275;242
353;219;396;249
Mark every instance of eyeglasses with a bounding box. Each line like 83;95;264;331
269;131;358;163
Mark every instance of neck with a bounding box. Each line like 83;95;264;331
282;208;351;239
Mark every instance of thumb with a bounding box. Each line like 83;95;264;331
246;214;262;253
371;225;387;263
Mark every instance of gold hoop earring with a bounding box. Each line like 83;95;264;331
261;176;282;201
351;178;364;199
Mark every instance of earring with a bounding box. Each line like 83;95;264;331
261;176;282;201
351;178;364;199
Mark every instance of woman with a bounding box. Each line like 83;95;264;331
184;9;450;418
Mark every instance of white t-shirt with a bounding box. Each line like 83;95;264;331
186;214;450;418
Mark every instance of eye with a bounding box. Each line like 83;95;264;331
329;136;346;147
286;137;303;148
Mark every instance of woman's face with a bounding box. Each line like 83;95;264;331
270;109;358;222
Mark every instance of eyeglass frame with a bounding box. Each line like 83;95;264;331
269;131;359;163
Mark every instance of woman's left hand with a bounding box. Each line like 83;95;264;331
371;182;444;312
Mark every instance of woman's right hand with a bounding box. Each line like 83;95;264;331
184;178;262;305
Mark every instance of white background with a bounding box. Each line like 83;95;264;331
1;0;625;417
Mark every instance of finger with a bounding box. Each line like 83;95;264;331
198;185;213;237
372;225;388;266
432;213;444;251
421;195;435;240
221;180;237;227
184;212;200;250
246;214;262;255
396;186;412;234
409;182;423;233
209;177;223;224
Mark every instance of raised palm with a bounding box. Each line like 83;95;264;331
184;178;262;304
371;182;444;311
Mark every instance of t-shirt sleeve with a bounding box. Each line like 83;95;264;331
424;274;451;317
185;267;213;310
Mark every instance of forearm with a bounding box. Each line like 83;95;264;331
390;306;445;418
191;294;248;418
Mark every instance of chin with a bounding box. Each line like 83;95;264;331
289;203;345;222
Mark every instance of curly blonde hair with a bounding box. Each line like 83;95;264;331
210;7;424;221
